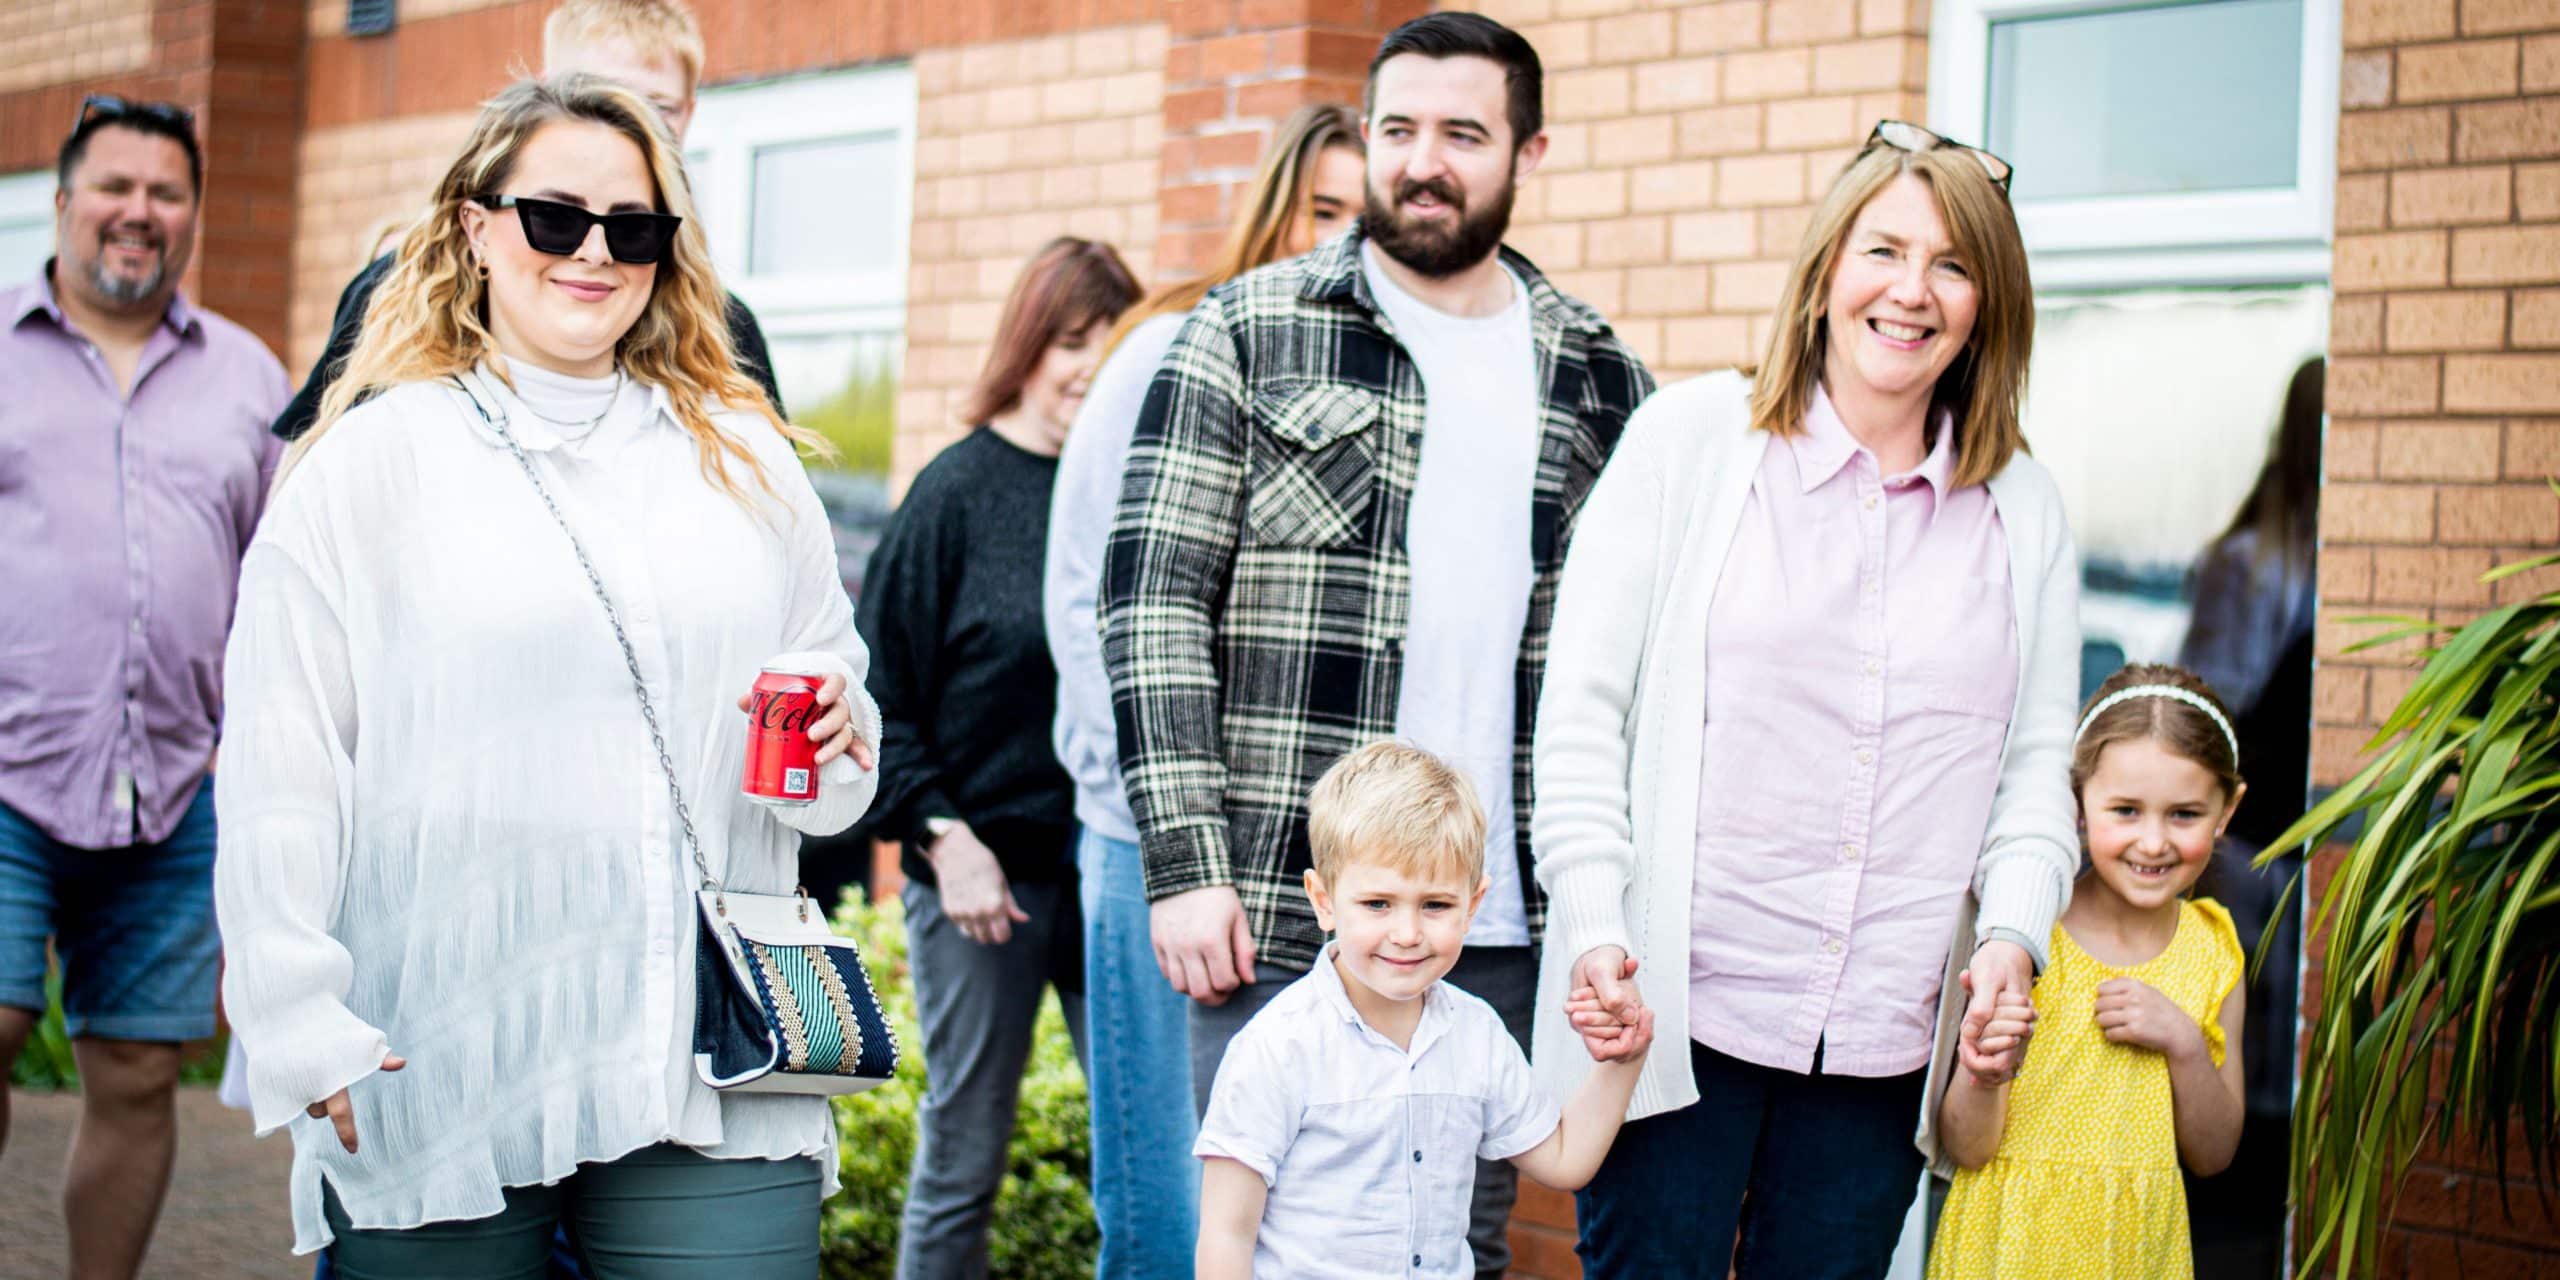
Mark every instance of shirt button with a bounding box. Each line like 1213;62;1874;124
1855;748;1874;765
1826;938;1844;955
1412;1256;1422;1267
130;618;144;635
1412;1150;1422;1162
1862;496;1879;510
1843;843;1860;860
1863;580;1878;595
1863;659;1881;676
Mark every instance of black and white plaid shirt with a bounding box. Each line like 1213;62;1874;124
1100;226;1657;971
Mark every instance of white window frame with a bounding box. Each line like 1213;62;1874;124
683;64;915;344
1928;0;2340;290
0;169;57;283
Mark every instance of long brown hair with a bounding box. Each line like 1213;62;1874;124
283;75;819;501
1748;141;2034;490
958;237;1142;426
1103;103;1363;357
2216;355;2323;575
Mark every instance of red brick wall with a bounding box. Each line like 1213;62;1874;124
1154;0;1427;277
900;24;1167;478
2313;0;2560;1270
0;0;152;94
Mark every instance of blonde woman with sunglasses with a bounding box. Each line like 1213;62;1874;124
215;75;878;1275
1527;124;2080;1278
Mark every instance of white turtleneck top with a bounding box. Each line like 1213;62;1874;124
215;363;880;1251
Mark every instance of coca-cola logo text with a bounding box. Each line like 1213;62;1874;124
750;686;818;734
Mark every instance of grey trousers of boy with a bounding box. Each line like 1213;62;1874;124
1187;943;1539;1280
896;877;1089;1280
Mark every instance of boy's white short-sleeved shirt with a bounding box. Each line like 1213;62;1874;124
1195;943;1561;1278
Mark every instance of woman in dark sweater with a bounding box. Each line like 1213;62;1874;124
859;236;1140;1279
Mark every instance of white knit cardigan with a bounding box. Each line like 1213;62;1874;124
1527;370;2084;1131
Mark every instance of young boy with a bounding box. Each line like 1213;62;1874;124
1193;742;1655;1279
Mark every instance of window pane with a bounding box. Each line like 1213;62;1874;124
1988;0;2301;201
749;134;899;277
769;328;901;475
0;220;49;283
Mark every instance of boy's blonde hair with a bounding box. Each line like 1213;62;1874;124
544;0;706;91
1306;742;1487;888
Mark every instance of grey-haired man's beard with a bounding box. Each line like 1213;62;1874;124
1363;174;1514;279
90;259;163;306
85;225;167;307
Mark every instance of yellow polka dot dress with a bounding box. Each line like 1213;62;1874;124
1927;898;2243;1280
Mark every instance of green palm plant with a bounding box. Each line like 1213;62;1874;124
2264;529;2560;1278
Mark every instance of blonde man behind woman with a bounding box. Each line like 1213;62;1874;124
1532;125;2078;1277
218;75;878;1275
1041;101;1362;1279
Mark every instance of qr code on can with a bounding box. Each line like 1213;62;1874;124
785;768;812;794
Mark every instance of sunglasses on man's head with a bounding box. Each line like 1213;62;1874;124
73;93;196;136
474;194;682;265
1865;120;2013;194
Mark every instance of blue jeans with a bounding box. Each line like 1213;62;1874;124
0;787;219;1041
1078;827;1199;1279
1576;1039;1925;1279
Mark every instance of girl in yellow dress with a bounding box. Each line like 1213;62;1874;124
1929;664;2251;1279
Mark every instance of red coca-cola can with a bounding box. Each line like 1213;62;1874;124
742;664;824;807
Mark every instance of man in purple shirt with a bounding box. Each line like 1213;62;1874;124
0;96;286;1278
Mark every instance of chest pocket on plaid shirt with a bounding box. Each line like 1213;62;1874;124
1245;382;1380;549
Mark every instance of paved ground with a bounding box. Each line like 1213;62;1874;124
2;1086;302;1279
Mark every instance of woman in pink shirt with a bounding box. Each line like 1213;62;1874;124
1525;125;2083;1278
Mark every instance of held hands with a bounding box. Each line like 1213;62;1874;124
733;672;875;770
307;1052;405;1153
1567;946;1651;1063
2094;977;2206;1063
928;822;1030;946
1150;885;1257;1008
1955;969;2035;1086
1958;939;2038;1085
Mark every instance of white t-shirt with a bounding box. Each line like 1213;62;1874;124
1361;243;1541;946
1195;944;1560;1279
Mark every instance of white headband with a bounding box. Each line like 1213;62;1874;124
2074;685;2239;765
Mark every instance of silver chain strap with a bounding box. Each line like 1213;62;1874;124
450;373;721;899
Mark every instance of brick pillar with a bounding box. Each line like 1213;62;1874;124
1153;0;1426;279
2311;0;2560;1269
193;0;307;354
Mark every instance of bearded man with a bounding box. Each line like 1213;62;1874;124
0;96;286;1280
1097;13;1655;1277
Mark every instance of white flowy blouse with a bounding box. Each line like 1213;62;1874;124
214;365;881;1253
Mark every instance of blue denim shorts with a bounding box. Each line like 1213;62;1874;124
0;785;221;1041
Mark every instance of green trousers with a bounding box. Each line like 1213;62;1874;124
322;1143;822;1279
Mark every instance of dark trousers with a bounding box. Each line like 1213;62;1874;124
1576;1039;1925;1280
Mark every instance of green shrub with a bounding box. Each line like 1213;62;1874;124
823;887;1097;1280
797;357;898;477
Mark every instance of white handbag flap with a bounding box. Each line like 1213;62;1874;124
692;888;894;1097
